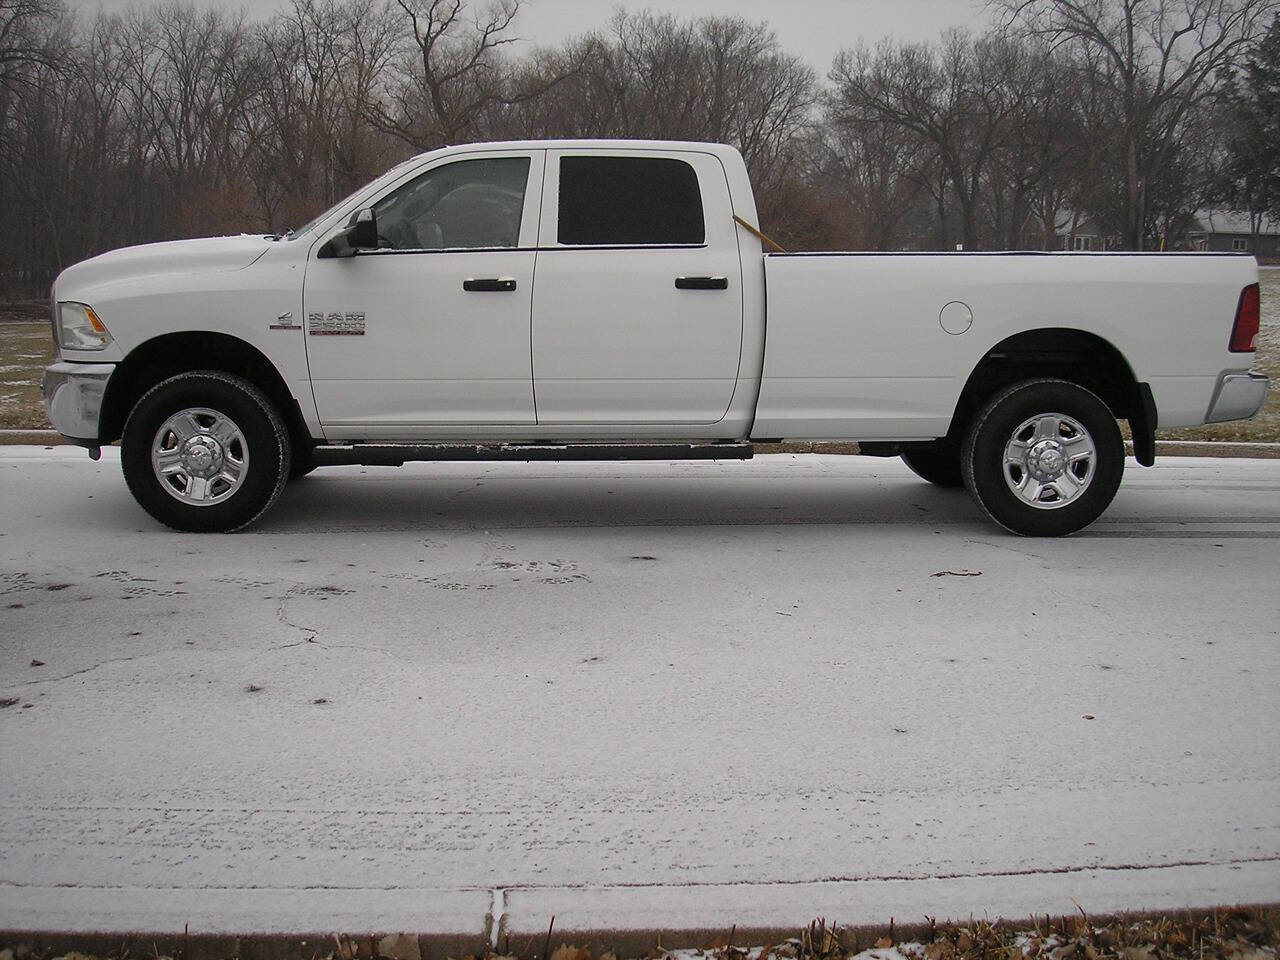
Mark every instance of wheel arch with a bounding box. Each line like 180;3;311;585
950;328;1155;466
101;331;314;455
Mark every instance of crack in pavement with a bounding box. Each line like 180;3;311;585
529;855;1280;889
1;855;1277;892
274;584;320;648
963;538;1053;566
269;584;421;667
17;654;147;686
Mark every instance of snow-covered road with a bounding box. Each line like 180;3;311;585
1;448;1277;935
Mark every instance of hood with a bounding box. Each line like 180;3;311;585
53;234;275;300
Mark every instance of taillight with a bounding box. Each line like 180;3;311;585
1229;283;1260;353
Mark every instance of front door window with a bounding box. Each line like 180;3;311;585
372;157;531;251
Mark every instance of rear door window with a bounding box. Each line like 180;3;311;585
557;156;705;246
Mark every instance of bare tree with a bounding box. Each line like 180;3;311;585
983;45;1085;248
1214;13;1280;237
994;0;1276;248
820;93;933;249
493;33;618;137
6;0;1272;297
830;30;1049;249
700;16;818;201
496;10;816;236
371;0;536;148
253;0;400;230
0;0;61;93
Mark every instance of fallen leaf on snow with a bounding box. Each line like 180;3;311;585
30;659;44;667
931;570;982;578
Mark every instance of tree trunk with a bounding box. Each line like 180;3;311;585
1127;130;1142;251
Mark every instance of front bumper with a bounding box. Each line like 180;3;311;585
43;361;115;444
1205;371;1270;424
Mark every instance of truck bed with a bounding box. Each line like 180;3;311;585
752;252;1258;441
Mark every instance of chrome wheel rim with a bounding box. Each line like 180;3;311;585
151;407;249;506
1003;412;1096;510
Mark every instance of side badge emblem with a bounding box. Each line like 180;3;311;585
269;311;301;331
309;311;366;336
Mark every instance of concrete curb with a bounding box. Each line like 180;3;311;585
1132;440;1280;458
4;864;1279;953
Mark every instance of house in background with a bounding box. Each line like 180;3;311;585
1022;207;1280;257
1188;210;1280;260
1021;209;1114;251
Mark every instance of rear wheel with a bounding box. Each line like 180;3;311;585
121;371;290;532
961;379;1123;537
900;440;963;488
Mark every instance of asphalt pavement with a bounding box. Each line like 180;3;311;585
1;448;1277;936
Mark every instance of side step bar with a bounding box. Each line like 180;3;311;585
311;442;754;467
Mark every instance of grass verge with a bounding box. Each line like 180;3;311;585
0;322;54;431
1;906;1277;960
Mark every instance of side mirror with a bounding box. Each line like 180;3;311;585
318;208;378;258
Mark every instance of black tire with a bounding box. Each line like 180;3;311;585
121;371;291;532
288;449;318;481
900;440;964;488
961;378;1123;537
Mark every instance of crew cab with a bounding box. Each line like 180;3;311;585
43;140;1269;536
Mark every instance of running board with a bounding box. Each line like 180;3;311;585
311;442;754;467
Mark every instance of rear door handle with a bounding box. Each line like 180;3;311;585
675;276;729;290
463;278;517;292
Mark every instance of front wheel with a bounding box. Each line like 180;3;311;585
121;371;291;532
288;447;319;481
961;379;1123;537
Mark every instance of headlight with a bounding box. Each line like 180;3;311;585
57;302;114;350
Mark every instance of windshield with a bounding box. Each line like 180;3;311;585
286;155;425;239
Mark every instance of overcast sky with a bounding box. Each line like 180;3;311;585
67;0;988;73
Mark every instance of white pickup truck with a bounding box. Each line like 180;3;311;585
43;139;1268;536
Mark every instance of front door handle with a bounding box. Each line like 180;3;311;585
463;278;517;292
675;276;729;290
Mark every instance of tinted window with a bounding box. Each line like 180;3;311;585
372;156;529;250
558;156;705;245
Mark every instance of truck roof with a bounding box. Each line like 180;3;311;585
416;139;744;160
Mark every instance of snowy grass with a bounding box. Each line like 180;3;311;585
0;323;53;430
512;910;1280;960
2;908;1277;960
